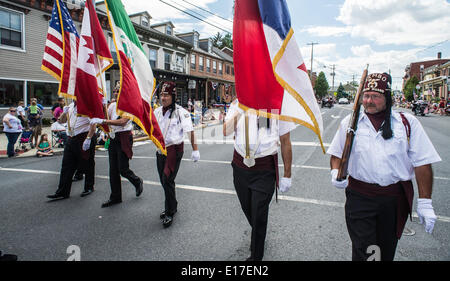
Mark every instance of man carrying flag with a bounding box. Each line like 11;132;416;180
41;0;96;199
103;0;165;155
228;0;324;261
75;0;144;207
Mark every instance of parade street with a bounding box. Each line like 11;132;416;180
0;104;449;261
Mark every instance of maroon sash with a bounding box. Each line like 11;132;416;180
348;176;413;239
163;143;184;177
117;131;133;159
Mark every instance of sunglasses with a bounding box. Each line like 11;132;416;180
10;110;16;112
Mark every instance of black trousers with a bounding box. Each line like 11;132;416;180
345;188;400;261
56;135;96;196
156;151;183;215
232;163;276;261
108;134;141;201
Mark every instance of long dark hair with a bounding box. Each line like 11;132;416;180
381;73;393;140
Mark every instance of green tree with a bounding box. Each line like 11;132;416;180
403;76;419;101
211;32;223;48
211;32;233;50
336;83;345;99
220;33;233;49
314;71;329;98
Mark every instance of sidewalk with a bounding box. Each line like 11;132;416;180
0;126;64;159
0;119;222;159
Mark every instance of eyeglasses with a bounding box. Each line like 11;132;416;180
363;94;384;100
10;110;16;112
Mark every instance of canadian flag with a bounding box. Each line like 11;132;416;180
74;0;113;131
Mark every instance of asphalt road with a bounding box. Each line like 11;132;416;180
0;104;449;261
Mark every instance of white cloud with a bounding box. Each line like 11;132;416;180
121;0;231;37
313;46;424;90
301;26;351;37
304;0;450;46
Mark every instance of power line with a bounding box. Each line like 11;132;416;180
158;0;231;34
180;0;233;23
165;0;232;32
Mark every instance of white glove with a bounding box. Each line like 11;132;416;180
417;198;437;234
191;150;200;162
90;118;104;125
63;106;70;114
331;169;348;189
279;177;291;193
82;138;91;151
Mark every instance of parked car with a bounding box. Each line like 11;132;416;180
338;98;349;104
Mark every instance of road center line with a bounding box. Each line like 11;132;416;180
1;166;449;223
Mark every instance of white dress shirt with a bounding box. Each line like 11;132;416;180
154;104;194;147
65;103;90;137
327;110;441;186
226;100;297;158
108;102;133;133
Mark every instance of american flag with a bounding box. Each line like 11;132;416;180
41;0;80;98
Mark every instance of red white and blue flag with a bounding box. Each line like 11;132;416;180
41;0;80;99
233;0;324;150
75;0;113;132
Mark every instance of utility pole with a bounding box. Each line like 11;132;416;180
307;42;319;80
330;64;336;96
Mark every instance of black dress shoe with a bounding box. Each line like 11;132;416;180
135;178;143;197
80;189;94;197
162;215;173;228
47;193;69;200
160;210;177;219
101;199;122;208
0;251;18;261
245;256;254;261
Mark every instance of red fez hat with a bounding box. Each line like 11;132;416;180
362;73;392;95
161;82;176;95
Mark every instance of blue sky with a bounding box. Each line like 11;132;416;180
121;0;450;90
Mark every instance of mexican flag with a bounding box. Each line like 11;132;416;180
105;0;166;154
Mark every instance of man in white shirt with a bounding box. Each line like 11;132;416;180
91;91;144;208
153;82;200;228
327;73;441;261
223;98;295;261
47;101;97;200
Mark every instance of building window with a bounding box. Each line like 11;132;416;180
191;54;196;70
176;54;185;72
232;67;234;76
149;48;157;69
166;25;172;35
109;34;117;62
199;56;204;71
164;52;172;71
206;58;210;72
27;81;59;107
213;61;217;74
141;17;149;27
219;62;223;75
226;65;230;75
193;34;198;48
0;8;23;49
0;79;23;107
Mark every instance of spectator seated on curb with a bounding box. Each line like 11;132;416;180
36;133;54;157
51;120;67;147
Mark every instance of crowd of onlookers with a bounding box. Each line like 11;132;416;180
2;97;65;158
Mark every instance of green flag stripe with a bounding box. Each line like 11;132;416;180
105;0;144;53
